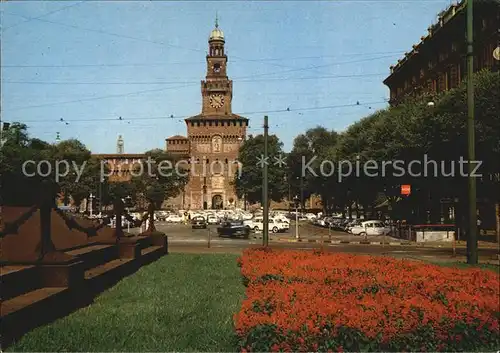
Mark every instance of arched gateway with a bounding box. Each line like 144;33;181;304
212;195;223;209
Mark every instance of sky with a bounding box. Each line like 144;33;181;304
1;0;453;153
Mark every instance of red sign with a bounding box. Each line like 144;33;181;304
401;185;411;195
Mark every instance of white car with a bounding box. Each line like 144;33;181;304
350;220;391;236
315;218;327;227
207;215;219;224
273;216;290;225
305;213;316;221
165;214;183;223
247;218;289;233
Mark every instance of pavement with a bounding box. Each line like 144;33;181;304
128;222;500;265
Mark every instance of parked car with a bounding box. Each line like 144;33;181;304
249;218;289;233
345;220;362;233
207;215;219;225
273;215;290;225
217;221;250;238
166;214;183;223
191;216;207;229
350;220;391;236
304;213;316;221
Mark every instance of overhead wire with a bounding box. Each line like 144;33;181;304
3;53;396;112
1;1;85;31
2;72;386;85
16;100;388;124
1;50;407;68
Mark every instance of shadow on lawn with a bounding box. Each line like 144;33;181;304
2;260;141;349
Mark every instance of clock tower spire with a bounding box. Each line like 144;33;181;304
201;18;232;115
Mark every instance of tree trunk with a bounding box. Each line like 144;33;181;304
348;205;352;220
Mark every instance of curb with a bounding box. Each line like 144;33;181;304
274;238;499;249
276;238;421;246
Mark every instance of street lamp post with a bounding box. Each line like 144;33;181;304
262;116;269;247
89;193;95;217
466;0;478;264
293;195;300;240
125;196;132;232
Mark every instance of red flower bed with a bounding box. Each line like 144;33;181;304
234;248;500;352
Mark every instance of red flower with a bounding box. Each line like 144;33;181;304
234;249;500;352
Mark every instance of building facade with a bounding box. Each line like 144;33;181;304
165;20;249;210
384;0;499;106
93;153;146;183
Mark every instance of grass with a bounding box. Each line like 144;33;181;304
434;261;500;273
8;253;244;352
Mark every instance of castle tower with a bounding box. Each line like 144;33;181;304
180;18;248;210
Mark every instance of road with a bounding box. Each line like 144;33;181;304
128;222;499;264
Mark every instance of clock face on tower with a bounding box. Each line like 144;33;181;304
209;93;224;108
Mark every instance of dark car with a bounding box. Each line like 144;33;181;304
217;221;250;238
192;216;207;229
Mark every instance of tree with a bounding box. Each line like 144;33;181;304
131;149;189;209
0;123;54;205
234;134;287;205
50;139;97;210
287;126;339;212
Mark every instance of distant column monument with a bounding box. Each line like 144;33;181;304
117;135;124;154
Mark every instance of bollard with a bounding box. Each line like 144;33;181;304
320;231;324;251
452;231;456;257
208;228;211;248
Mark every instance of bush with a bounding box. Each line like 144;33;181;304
234;249;500;352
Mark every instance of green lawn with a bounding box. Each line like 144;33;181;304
435;261;500;273
8;254;244;352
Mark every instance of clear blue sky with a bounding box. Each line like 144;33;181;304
1;0;452;153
